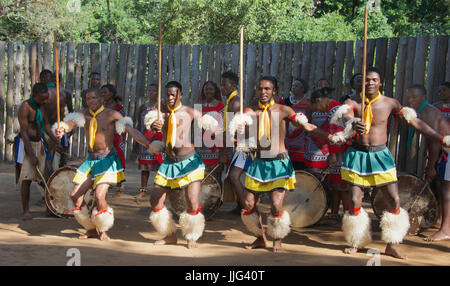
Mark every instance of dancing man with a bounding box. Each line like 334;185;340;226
146;81;220;248
332;67;450;259
54;88;150;240
231;76;318;252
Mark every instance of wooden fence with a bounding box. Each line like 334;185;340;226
1;36;449;178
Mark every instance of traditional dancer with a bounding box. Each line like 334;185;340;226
146;81;220;248
231;76;318;252
219;71;252;214
101;84;127;198
54;88;150;240
405;84;450;241
16;83;60;220
135;84;164;200
81;72;101;109
331;67;450;259
279;78;310;170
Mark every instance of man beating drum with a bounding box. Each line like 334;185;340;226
230;76;325;252
54;88;150;241
331;67;450;259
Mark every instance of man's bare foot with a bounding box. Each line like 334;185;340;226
79;229;99;239
187;239;198;249
154;234;177;245
135;191;147;200
385;243;407;259
22;212;32;221
245;236;267;250
99;231;110;241
344;247;361;254
424;230;450;242
273;239;284;253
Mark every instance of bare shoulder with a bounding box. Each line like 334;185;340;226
18;100;31;115
344;98;358;108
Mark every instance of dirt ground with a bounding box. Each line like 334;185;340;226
0;161;449;267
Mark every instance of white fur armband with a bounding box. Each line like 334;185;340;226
292;112;308;125
144;110;164;130
329;118;361;145
115;116;133;134
51;122;70;136
197;114;219;132
399;107;417;123
229;113;253;136
63;112;85;128
330;104;351;125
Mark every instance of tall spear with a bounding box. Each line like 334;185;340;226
157;23;162;121
53;31;60;129
239;27;244;114
360;6;369;127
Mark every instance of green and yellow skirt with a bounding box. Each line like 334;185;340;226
73;151;125;189
244;153;296;192
154;152;205;190
341;146;397;187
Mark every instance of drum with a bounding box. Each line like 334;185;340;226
222;173;246;203
45;165;95;217
257;170;329;228
371;173;438;230
166;168;223;220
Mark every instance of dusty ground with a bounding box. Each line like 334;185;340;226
0;161;449;267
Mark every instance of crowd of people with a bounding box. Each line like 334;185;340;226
13;65;450;258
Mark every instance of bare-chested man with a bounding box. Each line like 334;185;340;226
219;71;252;214
17;83;61;220
234;76;318;252
146;81;220;249
334;67;450;259
406;84;450;242
54;88;150;241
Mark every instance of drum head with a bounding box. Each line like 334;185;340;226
167;173;223;220
45;166;94;217
371;173;438;229
257;170;328;228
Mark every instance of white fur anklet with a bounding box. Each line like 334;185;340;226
241;209;263;237
73;204;96;231
380;208;410;244
267;211;291;240
342;208;372;248
149;206;176;236
91;207;114;233
179;210;205;242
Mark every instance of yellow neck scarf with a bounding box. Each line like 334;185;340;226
258;99;275;141
166;103;182;148
223;90;238;130
361;91;381;134
88;105;105;151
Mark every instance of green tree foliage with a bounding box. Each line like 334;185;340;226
0;0;447;44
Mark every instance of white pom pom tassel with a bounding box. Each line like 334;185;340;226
400;107;417;123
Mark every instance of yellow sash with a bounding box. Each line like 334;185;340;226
88;105;105;151
361;91;381;134
166;103;182;148
258;99;275;141
223;90;238;130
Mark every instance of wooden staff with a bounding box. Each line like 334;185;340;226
157;23;162;121
53;31;60;129
239;27;244;114
361;6;368;124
